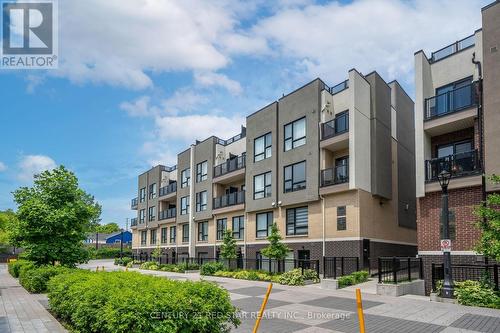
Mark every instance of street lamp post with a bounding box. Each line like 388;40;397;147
437;170;454;298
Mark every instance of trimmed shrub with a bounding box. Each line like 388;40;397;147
19;265;74;293
338;270;369;288
200;262;225;276
47;270;239;332
8;260;35;278
114;257;133;266
453;280;500;309
278;269;319;286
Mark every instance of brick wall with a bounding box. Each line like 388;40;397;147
430;127;475;157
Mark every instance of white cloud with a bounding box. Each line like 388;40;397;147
194;72;243;95
161;89;208;115
0;162;7;172
119;96;152;117
18;155;57;181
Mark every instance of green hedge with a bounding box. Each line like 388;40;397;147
114;257;133;266
337;271;369;288
47;270;239;332
139;261;199;273
8;260;35;278
19;265;75;293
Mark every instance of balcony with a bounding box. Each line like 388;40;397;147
320;165;349;188
159;182;177;197
321;112;349;140
159;207;176;220
131;197;138;209
424;83;477;121
130;218;138;227
213;154;246;184
213;191;245;211
324;79;349;95
425;150;481;183
430;34;475;63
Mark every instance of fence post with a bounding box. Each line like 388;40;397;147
407;257;412;282
322;257;325;278
316;260;320;278
341;257;345;276
431;263;435;292
392;257;397;284
419;257;423;279
356;257;359;272
378;257;381;283
333;257;337;280
494;264;499;291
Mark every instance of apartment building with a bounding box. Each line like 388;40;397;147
130;69;417;268
414;1;500;293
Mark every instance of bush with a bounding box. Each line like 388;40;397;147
19;265;74;293
200;262;225;276
337;270;369;288
8;260;35;278
114;257;133;266
47;270;240;332
454;280;500;309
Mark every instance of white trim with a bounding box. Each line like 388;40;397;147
243;237;417;246
418;251;479;255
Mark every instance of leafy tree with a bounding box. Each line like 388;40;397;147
261;223;291;260
93;222;120;234
475;175;500;262
219;230;237;259
0;210;16;245
151;245;162;260
10;166;101;266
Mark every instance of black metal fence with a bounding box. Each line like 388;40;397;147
323;257;359;279
378;257;423;284
431;263;499;292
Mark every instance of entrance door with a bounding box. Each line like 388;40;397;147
297;250;310;270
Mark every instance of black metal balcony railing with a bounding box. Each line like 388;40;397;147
321;112;349;140
130;218;138;227
159;207;176;220
159;182;177;197
430;34;475;63
320;165;349;187
131;197;138;209
214;155;246;178
424;83;477;120
425;150;480;182
213;191;245;210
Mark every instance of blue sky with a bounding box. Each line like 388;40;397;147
0;0;489;227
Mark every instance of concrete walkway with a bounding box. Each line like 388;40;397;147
0;264;66;333
83;259;500;333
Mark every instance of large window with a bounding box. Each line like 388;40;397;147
284;117;306;151
196;161;208;182
196;191;207;212
180;196;190;215
139;209;145;223
232;216;244;240
148;206;156;221
169;226;176;243
139;187;146;202
337;206;346;231
150;229;157;245
149;183;157;199
181;168;190;188
256;212;273;238
284;161;306;192
216;218;227;241
254;132;272;162
286;207;308;236
140;230;147;245
161;227;168;244
182;224;189;243
254;171;271;199
198;221;208;241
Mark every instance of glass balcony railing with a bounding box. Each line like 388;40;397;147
327;79;349;95
213;191;245;210
321;112;349;140
159;182;177;197
213;154;246;178
130;218;138;227
320;165;349;187
424;83;477;120
159;207;176;220
430;34;475;62
425;150;480;182
131;197;138;209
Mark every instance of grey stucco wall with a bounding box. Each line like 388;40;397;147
193;137;216;220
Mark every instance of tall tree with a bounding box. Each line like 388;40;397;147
94;222;120;234
10;166;101;266
475;175;500;262
261;223;291;260
0;210;16;245
219;230;237;259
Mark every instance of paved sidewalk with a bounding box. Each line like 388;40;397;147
0;264;66;333
83;260;500;333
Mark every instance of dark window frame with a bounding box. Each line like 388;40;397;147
169;226;176;243
180;196;190;215
253;171;272;199
148;206;156;221
256;212;273;238
216;218;227;241
196;191;207;212
196;161;208;182
337;206;347;231
284;161;306;193
232;216;245;240
149;183;157;199
140;230;147;245
286;206;308;236
198;221;208;241
284;117;306;151
181;168;190;188
150;229;157;245
161;227;168;244
182;224;189;243
254;132;272;162
139;187;146;202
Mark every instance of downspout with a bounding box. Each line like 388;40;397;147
320;194;325;257
213;214;217;258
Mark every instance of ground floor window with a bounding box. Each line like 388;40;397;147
286;206;308;235
337;206;346;230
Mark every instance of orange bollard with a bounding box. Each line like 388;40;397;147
252;283;273;333
356;288;366;333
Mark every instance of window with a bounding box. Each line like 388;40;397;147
284;161;306;192
181;168;191;188
180;196;190;215
337;206;347;231
150;229;157;245
148;206;156;221
232;216;244;239
196;191;207;212
182;224;189;243
149;183;157;199
196;161;208;182
217;218;227;241
254;171;271;199
198;221;208;241
140;230;147;245
335;157;349;182
139;209;145;223
256;212;273;238
286;207;308;235
254;132;272;162
169;226;176;243
139;188;146;202
161;227;168;244
284;117;306;151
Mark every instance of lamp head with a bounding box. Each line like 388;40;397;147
437;170;451;188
